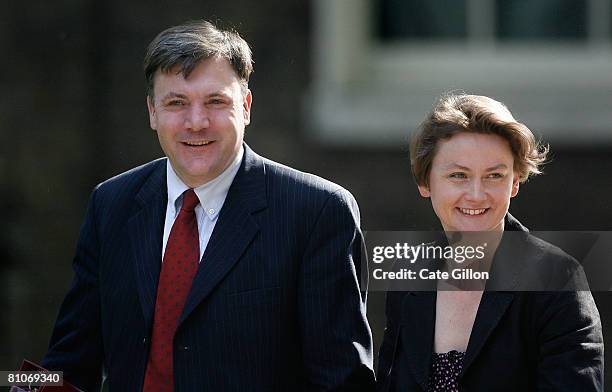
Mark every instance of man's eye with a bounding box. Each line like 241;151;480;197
208;99;226;105
167;100;185;106
449;172;467;179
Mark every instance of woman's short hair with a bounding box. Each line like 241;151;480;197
410;93;549;186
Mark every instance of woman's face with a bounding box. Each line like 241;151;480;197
418;132;520;232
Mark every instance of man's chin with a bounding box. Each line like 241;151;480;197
174;165;216;188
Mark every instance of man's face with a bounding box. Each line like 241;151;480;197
147;56;252;187
418;132;520;232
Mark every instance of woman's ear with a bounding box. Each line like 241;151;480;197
510;176;520;198
418;184;431;198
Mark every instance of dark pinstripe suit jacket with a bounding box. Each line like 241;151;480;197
42;145;375;391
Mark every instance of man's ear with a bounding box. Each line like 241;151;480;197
243;89;252;126
511;175;520;198
147;95;157;130
418;184;431;198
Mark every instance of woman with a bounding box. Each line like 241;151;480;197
376;94;604;391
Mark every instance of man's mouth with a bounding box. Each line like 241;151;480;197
457;207;488;216
183;140;213;146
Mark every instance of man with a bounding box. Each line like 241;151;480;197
42;20;375;391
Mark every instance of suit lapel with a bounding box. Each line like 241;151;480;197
395;254;443;389
179;145;267;325
128;159;168;330
461;225;521;375
399;292;436;390
462;291;515;374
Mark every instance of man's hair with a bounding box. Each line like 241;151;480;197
410;93;549;187
144;20;253;100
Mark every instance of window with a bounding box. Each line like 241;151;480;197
306;0;612;146
377;0;467;40
376;0;593;42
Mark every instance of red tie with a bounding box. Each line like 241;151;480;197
143;189;200;392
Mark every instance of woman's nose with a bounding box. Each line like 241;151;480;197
465;179;487;202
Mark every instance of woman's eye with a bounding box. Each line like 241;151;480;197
486;173;504;179
449;172;467;179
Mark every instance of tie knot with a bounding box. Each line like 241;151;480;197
181;189;200;212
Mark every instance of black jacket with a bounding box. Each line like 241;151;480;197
377;215;604;391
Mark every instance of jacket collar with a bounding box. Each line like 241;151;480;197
505;212;529;233
129;144;267;330
398;213;528;386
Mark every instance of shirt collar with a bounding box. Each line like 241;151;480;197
166;145;244;220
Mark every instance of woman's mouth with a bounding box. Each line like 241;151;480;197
457;207;488;216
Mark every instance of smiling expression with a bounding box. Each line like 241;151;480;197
147;56;252;188
418;132;520;232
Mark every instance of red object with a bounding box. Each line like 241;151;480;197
143;189;200;391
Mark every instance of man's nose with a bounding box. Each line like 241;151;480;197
184;105;210;131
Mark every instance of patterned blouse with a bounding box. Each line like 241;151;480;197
427;350;465;391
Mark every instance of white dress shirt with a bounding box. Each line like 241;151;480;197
162;146;244;261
